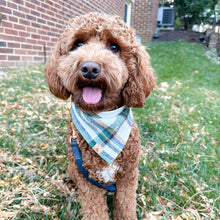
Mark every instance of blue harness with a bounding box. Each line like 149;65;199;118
70;140;116;192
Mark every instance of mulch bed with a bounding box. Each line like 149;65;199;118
152;30;206;45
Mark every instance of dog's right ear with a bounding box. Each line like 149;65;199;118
45;43;70;100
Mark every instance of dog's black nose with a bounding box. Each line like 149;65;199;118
80;61;101;80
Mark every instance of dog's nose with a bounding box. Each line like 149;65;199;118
80;61;101;80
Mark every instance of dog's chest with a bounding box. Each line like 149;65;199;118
95;163;119;183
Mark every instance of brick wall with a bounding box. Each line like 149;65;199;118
131;0;159;44
0;0;126;67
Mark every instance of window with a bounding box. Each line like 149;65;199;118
124;2;131;26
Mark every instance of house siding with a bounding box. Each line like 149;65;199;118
131;0;159;44
0;0;125;67
0;0;158;67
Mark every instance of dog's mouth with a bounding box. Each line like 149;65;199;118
78;81;106;105
82;86;102;104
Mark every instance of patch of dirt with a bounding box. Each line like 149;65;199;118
152;30;206;45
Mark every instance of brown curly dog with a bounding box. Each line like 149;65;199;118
45;12;155;220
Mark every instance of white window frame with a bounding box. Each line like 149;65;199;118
125;1;132;26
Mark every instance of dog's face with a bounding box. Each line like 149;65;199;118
45;13;155;112
58;33;129;112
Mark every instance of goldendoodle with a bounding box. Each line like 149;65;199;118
45;12;155;220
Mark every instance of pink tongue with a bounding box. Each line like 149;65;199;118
82;87;102;104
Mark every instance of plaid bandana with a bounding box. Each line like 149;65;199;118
71;103;133;164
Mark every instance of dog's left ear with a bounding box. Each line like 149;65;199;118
122;45;155;108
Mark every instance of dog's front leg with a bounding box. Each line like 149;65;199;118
68;161;109;220
77;177;109;220
113;167;139;220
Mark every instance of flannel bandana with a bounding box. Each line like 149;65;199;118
71;103;133;164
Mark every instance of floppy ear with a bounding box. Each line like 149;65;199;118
45;41;70;100
122;45;155;108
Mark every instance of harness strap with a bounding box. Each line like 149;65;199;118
70;140;116;192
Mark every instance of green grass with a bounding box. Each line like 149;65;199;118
135;41;220;219
0;41;219;219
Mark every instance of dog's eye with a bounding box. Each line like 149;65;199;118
109;43;120;53
72;40;85;50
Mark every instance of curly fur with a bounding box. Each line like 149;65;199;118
45;12;155;220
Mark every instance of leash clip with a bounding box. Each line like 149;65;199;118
70;122;77;144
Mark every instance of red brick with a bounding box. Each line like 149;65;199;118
1;34;13;41
19;5;30;13
42;14;50;20
9;15;18;22
25;1;35;9
19;19;30;26
33;45;42;50
31;22;41;28
27;27;37;33
0;48;13;53
26;39;37;44
2;21;13;28
47;10;55;16
14;36;26;42
31;34;40;39
31;0;39;5
41;36;50;41
8;42;20;48
38;51;44;56
19;31;30;37
5;28;18;35
31;10;40;17
1;13;7;20
47;42;56;47
12;0;24;5
47;21;55;26
37;18;46;24
22;56;33;61
36;6;46;13
51;17;58;23
34;56;44;61
26;14;36;21
41;25;50;31
8;2;17;9
51;28;59;34
8;55;20;61
0;6;11;14
38;29;46;35
0;0;6;6
14;24;26;31
37;40;45;45
13;10;25;18
58;19;65;26
27;50;38;55
0;61;16;66
50;37;58;42
21;44;32;49
54;3;61;9
41;2;49;9
56;14;63;21
0;55;7;60
55;23;63;29
47;0;54;6
15;49;26;54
